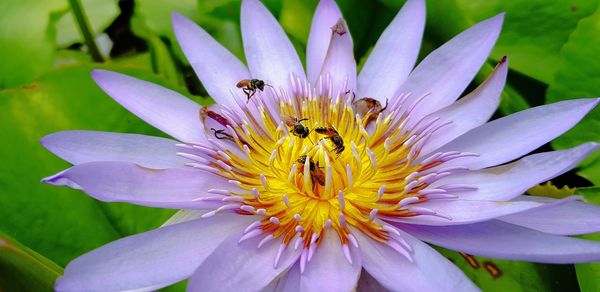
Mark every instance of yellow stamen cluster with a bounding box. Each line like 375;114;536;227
208;91;433;247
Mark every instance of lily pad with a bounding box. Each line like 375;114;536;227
0;64;195;266
574;187;600;292
0;231;63;291
546;7;600;185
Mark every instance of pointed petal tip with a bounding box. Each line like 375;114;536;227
493;12;506;22
41;170;78;188
478;12;505;30
406;0;426;10
90;69;118;85
171;12;194;32
171;11;184;22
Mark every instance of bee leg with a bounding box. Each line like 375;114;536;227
242;88;252;102
380;98;389;113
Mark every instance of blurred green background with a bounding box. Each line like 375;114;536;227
1;0;600;291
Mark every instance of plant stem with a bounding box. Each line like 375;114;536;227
68;0;104;62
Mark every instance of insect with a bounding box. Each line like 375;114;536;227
210;128;234;141
283;116;310;138
236;79;270;102
315;126;345;156
352;97;388;123
296;155;325;186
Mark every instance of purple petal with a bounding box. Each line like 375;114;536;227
431;143;599;201
396;14;503;122
306;0;342;84
92;70;206;144
271;262;301;292
161;210;205;226
280;231;362;291
385;199;544;226
319;19;356;94
172;13;250;106
399;220;600;263
188;233;301;291
55;214;252;291
41;161;237;209
436;98;599;169
40;130;187;169
354;227;477;291
357;0;425;102
241;0;305;90
500;196;600;235
421;57;507;155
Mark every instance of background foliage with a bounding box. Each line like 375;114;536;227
1;0;599;291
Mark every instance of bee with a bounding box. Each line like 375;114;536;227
283;116;310;138
296;155;325;186
352;97;388;123
210;128;234;141
315;126;345;156
236;79;271;102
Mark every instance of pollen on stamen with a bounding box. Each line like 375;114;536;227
182;79;474;271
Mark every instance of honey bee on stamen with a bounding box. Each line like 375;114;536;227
236;79;271;102
283;116;310;138
315;126;345;156
352;97;388;123
296;155;326;186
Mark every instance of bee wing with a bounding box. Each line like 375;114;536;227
283;116;297;127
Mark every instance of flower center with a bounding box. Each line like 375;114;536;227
184;79;469;269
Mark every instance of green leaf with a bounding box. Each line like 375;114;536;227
0;231;63;291
0;0;65;88
436;248;579;291
134;0;245;64
454;0;598;84
131;17;182;84
0;64;192;266
574;187;600;292
547;7;600;185
422;0;531;116
55;0;119;47
280;0;317;47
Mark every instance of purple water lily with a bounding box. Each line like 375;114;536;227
42;0;600;291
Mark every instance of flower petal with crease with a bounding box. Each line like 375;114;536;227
357;0;425;102
399;220;600;263
42;161;238;209
173;12;251;106
55;214;252;292
307;0;343;84
354;227;478;291
41;130;188;169
188;233;302;291
432;143;599;200
92;70;206;144
241;0;305;90
500;196;600;235
436;98;599;169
